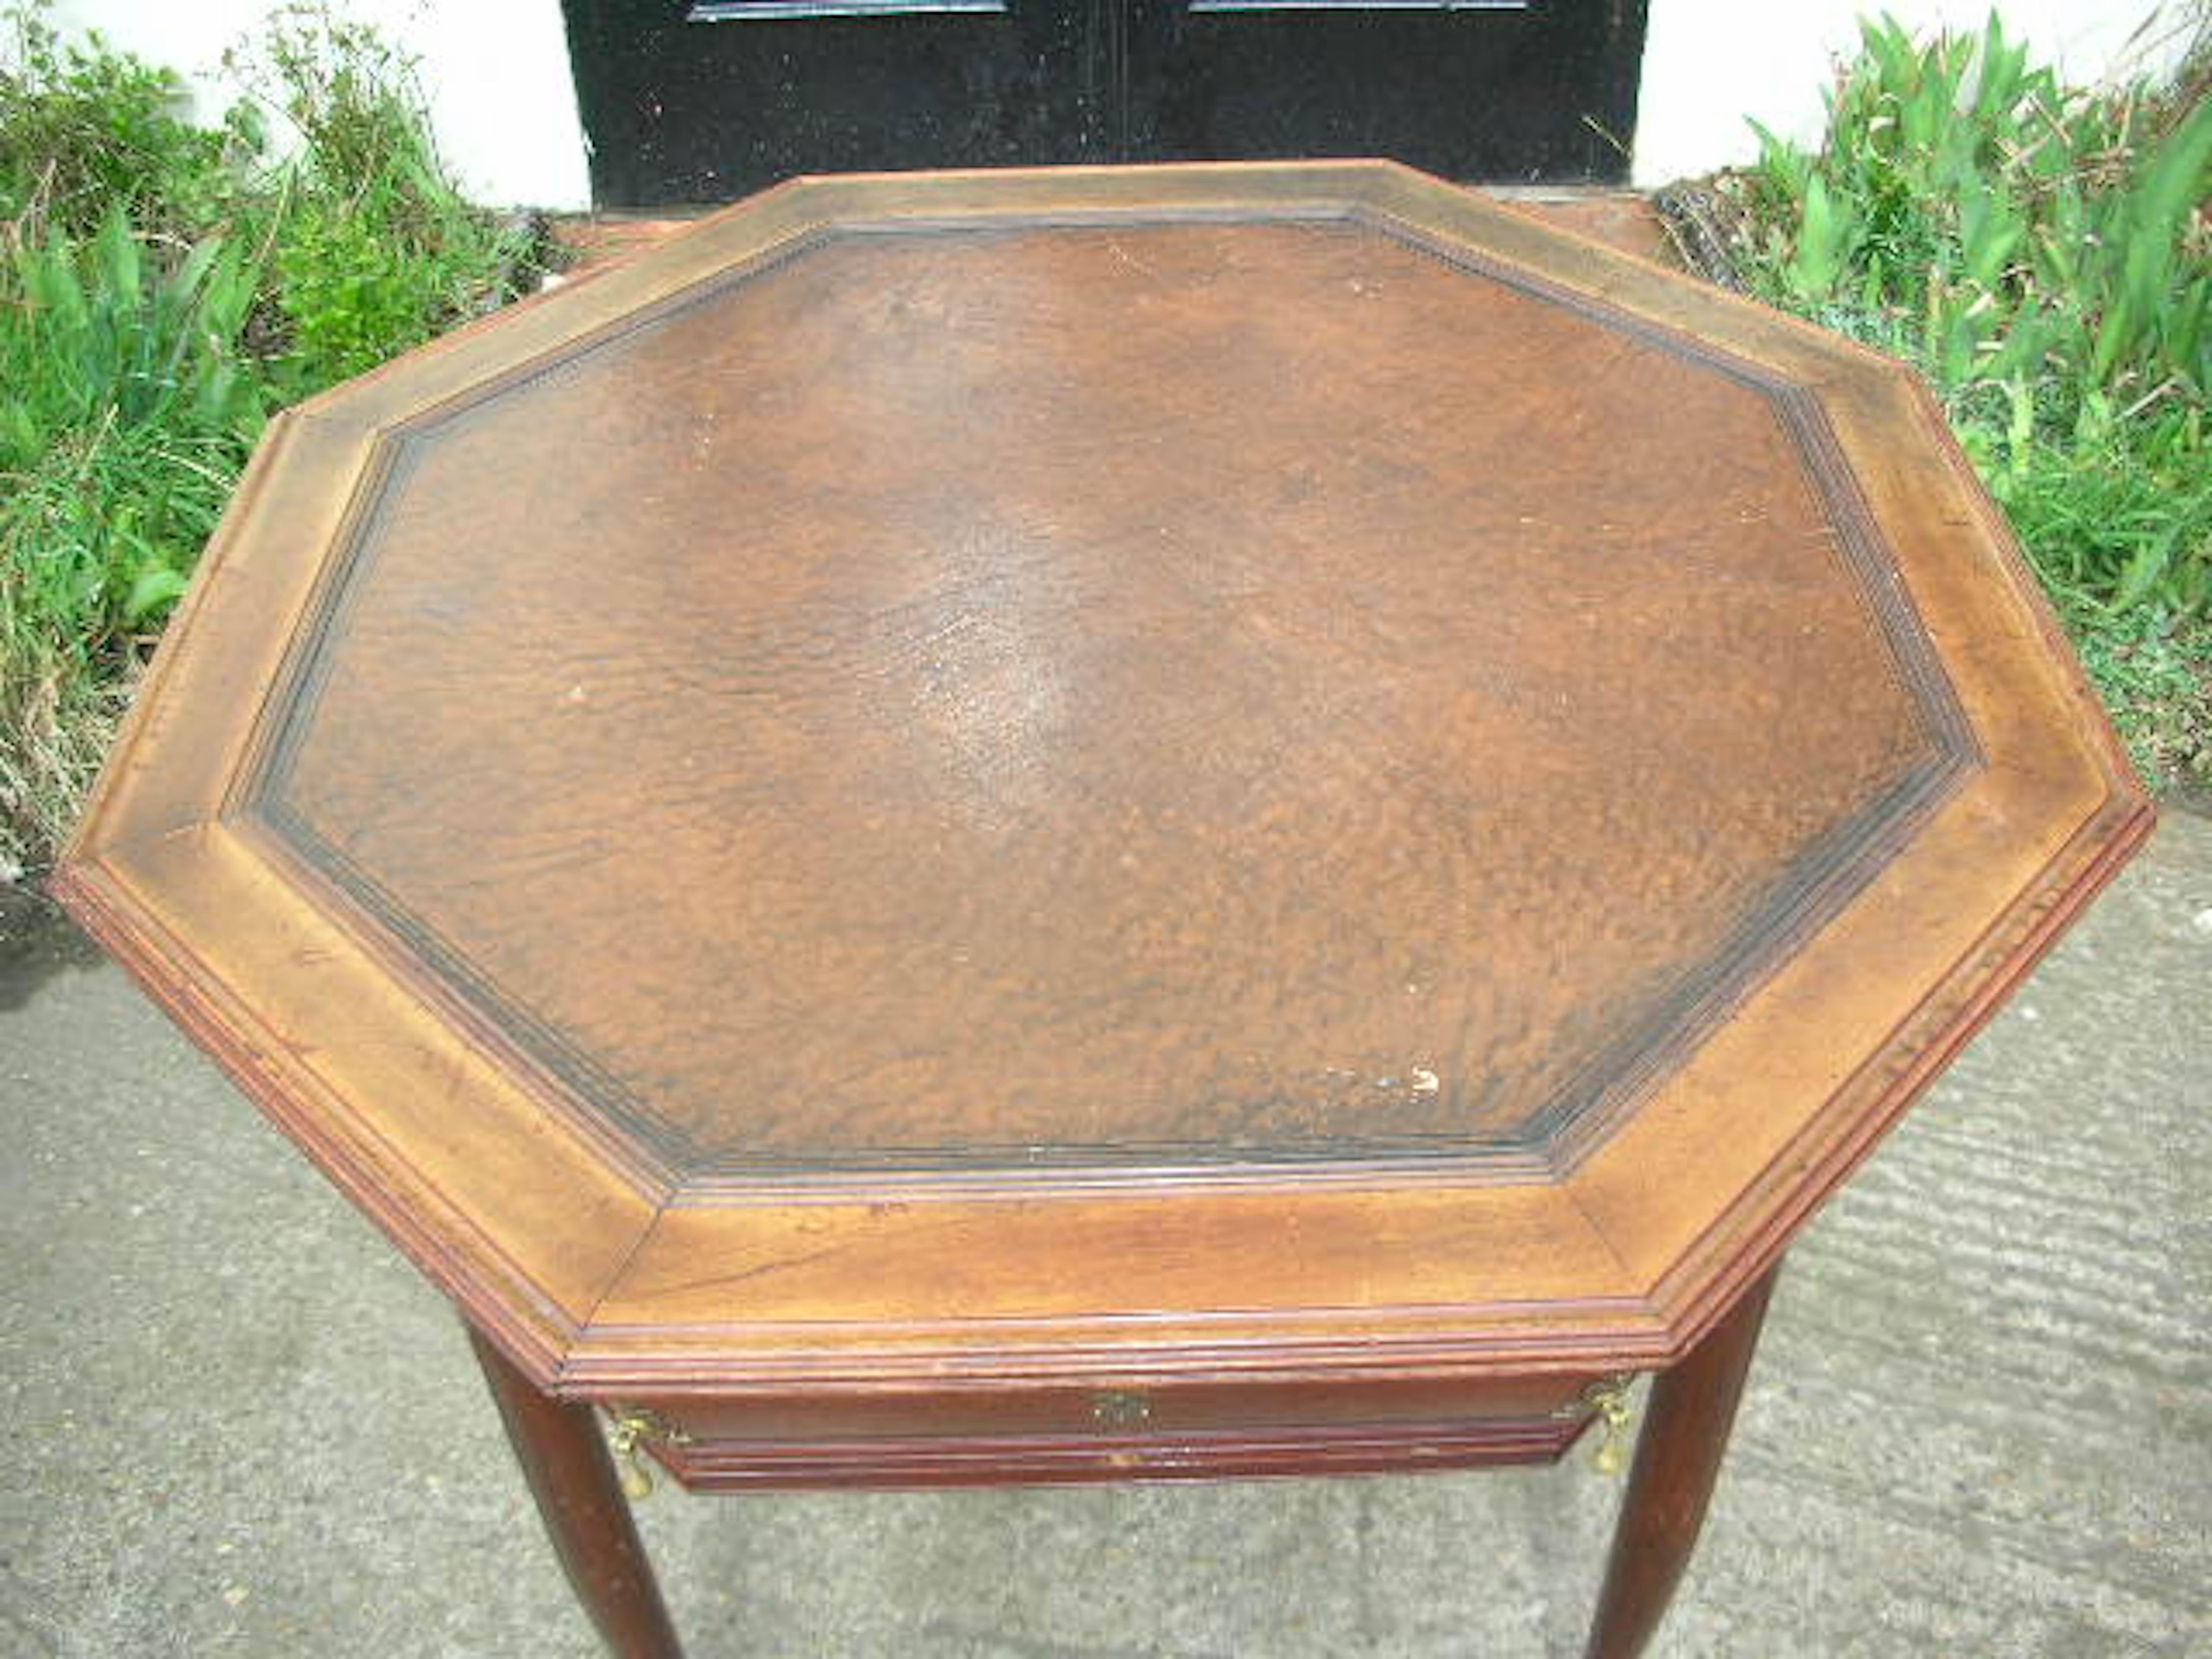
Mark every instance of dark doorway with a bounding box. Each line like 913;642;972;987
561;0;1649;210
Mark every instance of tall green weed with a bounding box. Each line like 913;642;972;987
1722;13;2209;783
1;1;529;876
0;8;256;238
227;4;525;390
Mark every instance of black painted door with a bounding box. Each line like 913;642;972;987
561;0;1648;209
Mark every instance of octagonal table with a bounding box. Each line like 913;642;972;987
55;163;2150;1658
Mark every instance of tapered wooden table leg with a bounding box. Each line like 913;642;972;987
1583;1263;1780;1659
468;1325;685;1659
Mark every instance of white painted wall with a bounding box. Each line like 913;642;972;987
1633;0;2197;186
45;0;592;209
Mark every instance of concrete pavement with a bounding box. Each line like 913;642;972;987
3;810;2208;1658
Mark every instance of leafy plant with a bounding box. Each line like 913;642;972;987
227;2;526;392
274;198;442;381
0;5;257;239
1;2;532;877
0;211;265;875
1711;12;2211;785
2;212;264;628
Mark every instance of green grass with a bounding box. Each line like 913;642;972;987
0;214;265;871
0;2;530;879
231;6;528;392
1694;12;2211;789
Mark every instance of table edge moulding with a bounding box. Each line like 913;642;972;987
50;161;2154;1659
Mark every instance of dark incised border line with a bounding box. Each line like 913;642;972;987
242;208;1978;1193
241;231;853;1192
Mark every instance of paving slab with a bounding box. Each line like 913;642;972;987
2;808;2207;1658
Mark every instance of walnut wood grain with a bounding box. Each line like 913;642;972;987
1585;1264;1779;1659
55;162;2151;1405
630;1369;1600;1489
639;1370;1590;1440
653;1417;1593;1491
471;1325;683;1659
251;215;1964;1179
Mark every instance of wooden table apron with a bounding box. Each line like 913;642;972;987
53;162;2151;1659
469;1269;1782;1659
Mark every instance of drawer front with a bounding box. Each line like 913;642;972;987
622;1374;1618;1490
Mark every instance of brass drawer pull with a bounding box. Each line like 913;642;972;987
1553;1375;1637;1475
607;1406;692;1499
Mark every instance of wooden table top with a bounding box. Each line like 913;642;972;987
57;163;2150;1396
